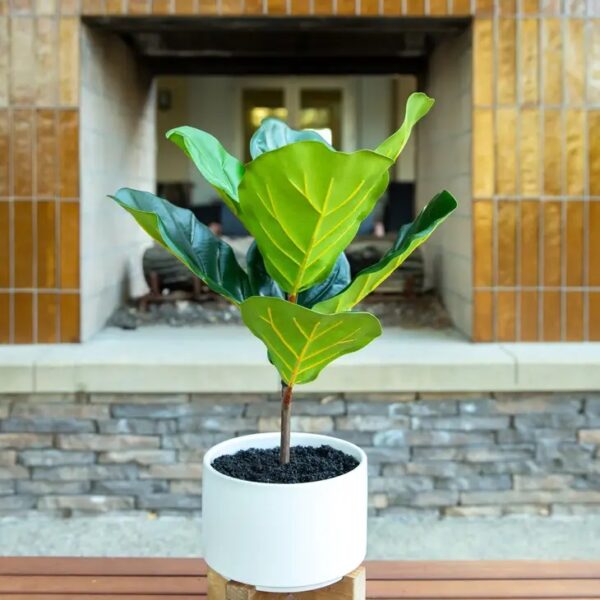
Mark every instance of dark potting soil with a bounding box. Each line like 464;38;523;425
212;445;359;484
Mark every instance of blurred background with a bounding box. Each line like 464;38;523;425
1;0;600;559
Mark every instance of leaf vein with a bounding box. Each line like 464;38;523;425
263;308;300;359
312;320;343;342
290;178;335;295
288;178;321;213
253;221;302;273
323;180;366;216
306;190;377;272
292;317;310;339
265;183;305;254
301;334;359;362
288;321;320;387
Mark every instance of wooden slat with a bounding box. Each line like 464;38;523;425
2;575;600;597
0;558;598;599
1;559;599;580
0;557;206;576
0;575;206;594
0;596;207;600
366;580;600;599
2;597;600;600
3;595;599;600
365;563;600;581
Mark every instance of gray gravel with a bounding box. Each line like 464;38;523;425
1;516;600;559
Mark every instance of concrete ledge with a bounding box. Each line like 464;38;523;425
1;325;599;393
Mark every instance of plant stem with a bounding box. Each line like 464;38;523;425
280;382;293;464
279;291;297;465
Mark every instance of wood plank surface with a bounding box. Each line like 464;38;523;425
0;596;206;600
2;576;600;597
0;558;597;598
0;557;206;576
1;559;599;579
0;575;206;594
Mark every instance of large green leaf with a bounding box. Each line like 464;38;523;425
250;118;331;159
375;93;434;161
238;141;393;295
246;242;351;308
240;296;382;385
313;190;458;314
110;188;252;304
166;126;244;215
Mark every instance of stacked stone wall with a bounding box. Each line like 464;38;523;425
0;392;599;517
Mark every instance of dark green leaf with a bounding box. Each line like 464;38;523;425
246;242;351;308
110;188;252;304
246;241;285;300
249;118;331;159
298;252;351;308
314;190;458;313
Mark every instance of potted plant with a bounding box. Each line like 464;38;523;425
110;92;456;593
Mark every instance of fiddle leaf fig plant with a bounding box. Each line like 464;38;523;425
110;91;457;464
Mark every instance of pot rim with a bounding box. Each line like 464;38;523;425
203;432;367;489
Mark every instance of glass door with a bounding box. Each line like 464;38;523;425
299;89;342;148
242;88;287;161
240;78;352;158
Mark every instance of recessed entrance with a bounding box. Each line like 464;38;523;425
79;16;472;340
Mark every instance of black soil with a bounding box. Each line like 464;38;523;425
212;445;359;484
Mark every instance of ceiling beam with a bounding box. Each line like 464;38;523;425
84;15;469;35
146;55;428;75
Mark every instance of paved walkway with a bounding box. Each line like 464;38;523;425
1;516;600;559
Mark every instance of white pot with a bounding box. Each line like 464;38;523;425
202;432;368;593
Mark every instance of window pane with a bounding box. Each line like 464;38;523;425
300;89;342;148
242;89;287;161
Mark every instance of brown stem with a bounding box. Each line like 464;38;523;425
280;382;293;465
279;292;297;465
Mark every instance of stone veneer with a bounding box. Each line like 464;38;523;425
0;392;600;518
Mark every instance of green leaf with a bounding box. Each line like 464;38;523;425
240;296;382;385
375;92;435;161
246;241;285;300
166;126;245;215
313;190;458;314
110;188;252;304
250;117;331;159
246;242;351;308
298;252;351;308
238;141;393;296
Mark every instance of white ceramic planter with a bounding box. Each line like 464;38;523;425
202;432;368;593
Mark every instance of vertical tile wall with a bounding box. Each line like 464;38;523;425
1;2;80;343
472;0;599;341
1;0;597;342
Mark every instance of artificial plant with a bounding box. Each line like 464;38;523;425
110;92;457;465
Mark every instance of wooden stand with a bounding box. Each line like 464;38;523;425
208;566;366;600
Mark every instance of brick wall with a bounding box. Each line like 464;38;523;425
0;392;599;517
